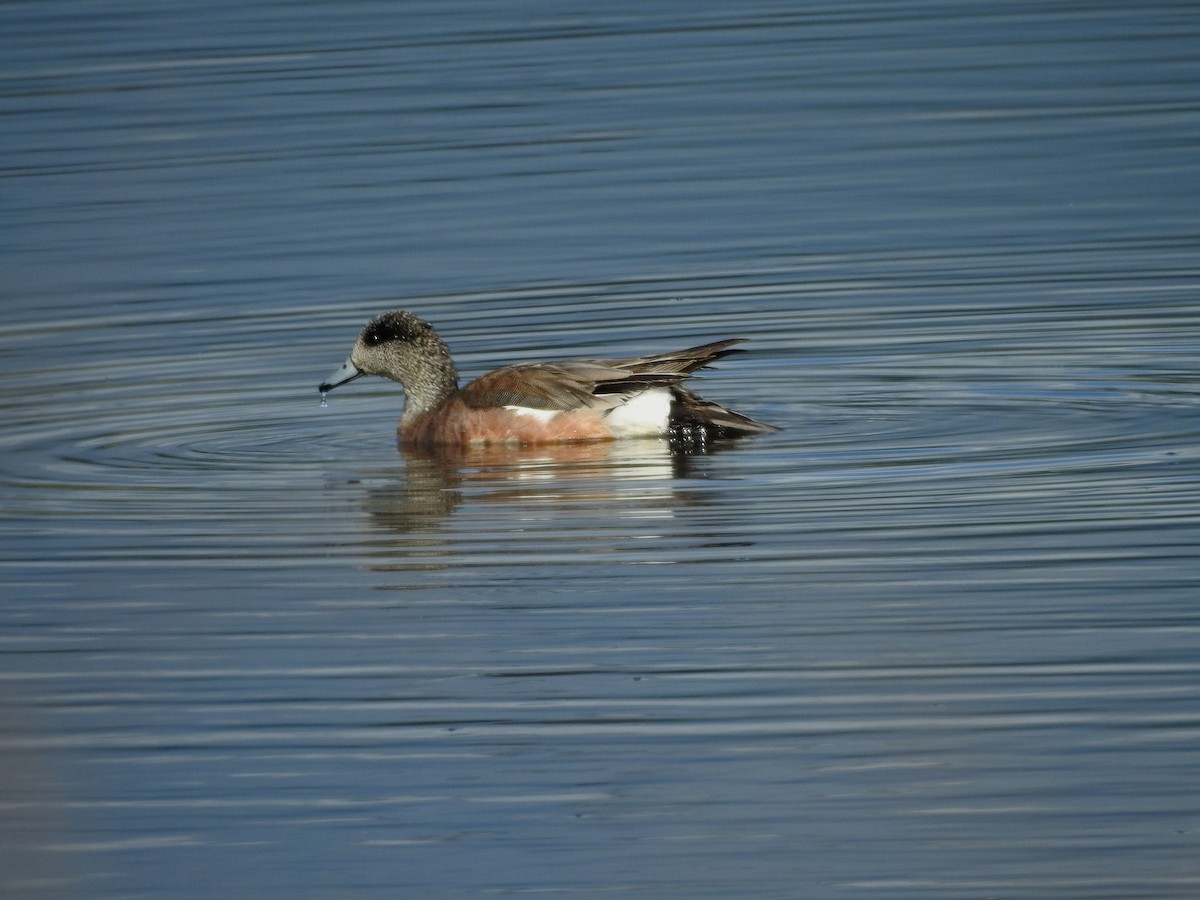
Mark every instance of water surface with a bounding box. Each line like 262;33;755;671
2;2;1199;897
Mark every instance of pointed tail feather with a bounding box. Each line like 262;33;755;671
612;339;748;376
669;387;779;442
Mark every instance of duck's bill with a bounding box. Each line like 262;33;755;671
319;357;365;393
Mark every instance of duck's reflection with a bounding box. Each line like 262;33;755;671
360;438;721;539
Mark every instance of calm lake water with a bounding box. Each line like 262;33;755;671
3;2;1199;897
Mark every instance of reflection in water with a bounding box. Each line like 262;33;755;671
362;438;717;537
0;699;72;899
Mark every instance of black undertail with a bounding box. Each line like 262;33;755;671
667;387;777;447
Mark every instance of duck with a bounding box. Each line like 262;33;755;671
319;310;778;446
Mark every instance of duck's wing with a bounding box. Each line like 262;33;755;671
458;338;753;414
459;360;688;411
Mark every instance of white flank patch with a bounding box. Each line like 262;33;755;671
503;405;561;424
605;388;671;438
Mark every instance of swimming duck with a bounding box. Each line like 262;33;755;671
319;310;777;446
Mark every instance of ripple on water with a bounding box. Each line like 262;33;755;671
3;287;1199;900
4;287;1196;513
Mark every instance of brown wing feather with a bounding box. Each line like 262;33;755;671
460;362;683;411
458;339;749;412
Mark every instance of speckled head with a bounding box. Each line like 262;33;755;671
319;310;460;422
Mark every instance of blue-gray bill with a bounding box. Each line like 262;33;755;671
319;356;364;393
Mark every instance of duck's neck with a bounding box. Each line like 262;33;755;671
400;347;459;425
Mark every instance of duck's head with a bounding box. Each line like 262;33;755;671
319;310;460;417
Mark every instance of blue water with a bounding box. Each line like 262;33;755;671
2;2;1199;897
